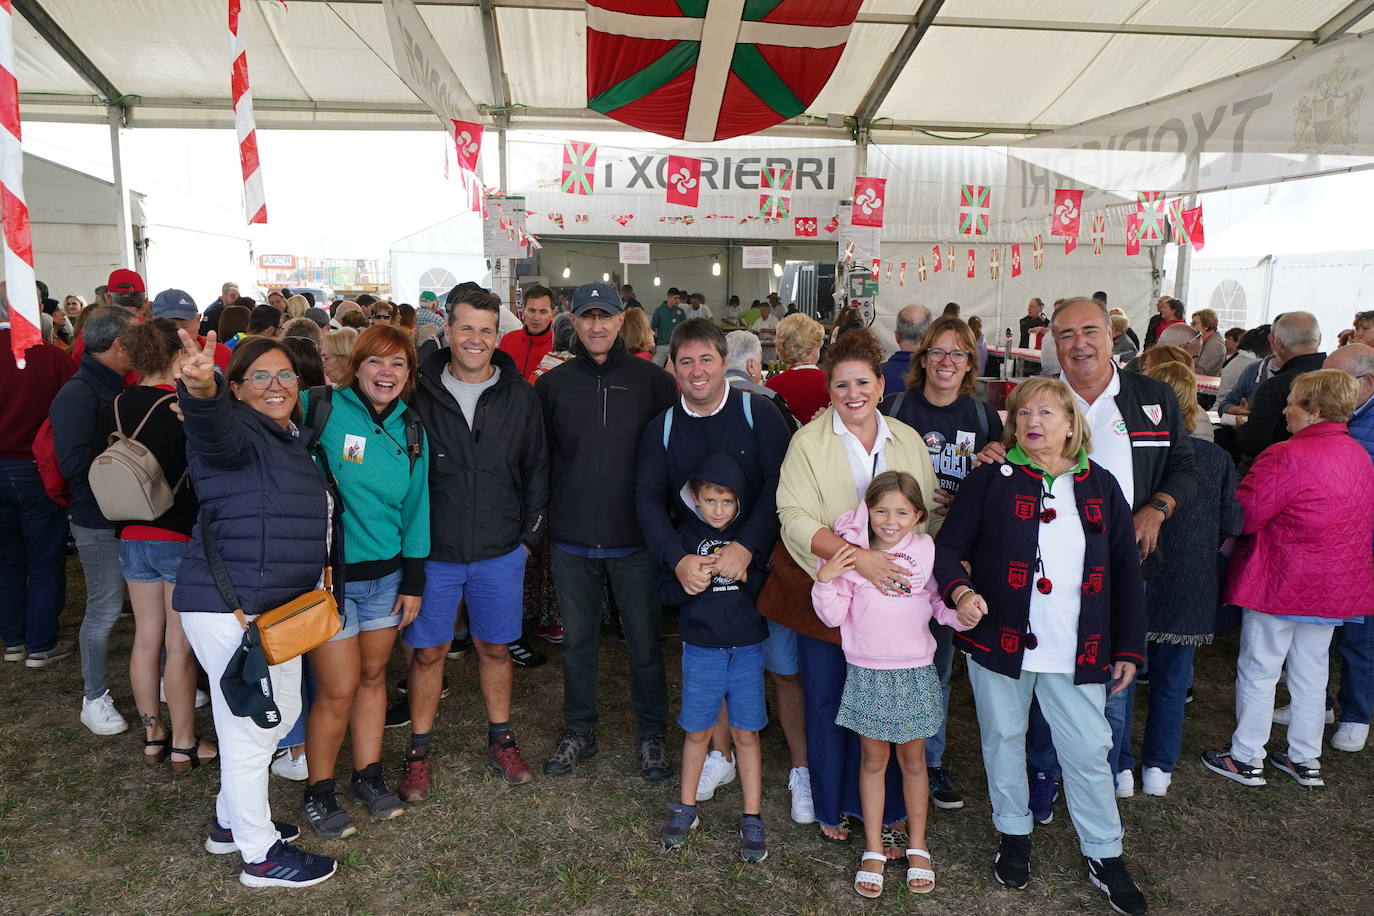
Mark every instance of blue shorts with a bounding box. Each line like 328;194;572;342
763;619;800;676
678;641;768;733
404;548;527;649
332;569;402;642
119;539;187;584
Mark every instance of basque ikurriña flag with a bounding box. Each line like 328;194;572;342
561;140;597;195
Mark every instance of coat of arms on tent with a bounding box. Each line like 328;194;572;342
561;141;597;195
760;167;793;218
584;1;864;142
1292;54;1365;154
958;184;990;235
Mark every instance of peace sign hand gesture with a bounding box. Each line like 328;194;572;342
176;329;219;399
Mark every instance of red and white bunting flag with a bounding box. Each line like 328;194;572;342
1182;205;1205;251
229;0;276;224
611;214;634;227
842;241;855;263
824;214;839;233
561;140;597;195
451;120;483;172
794;216;817;237
884;260;893;283
946;246;956;273
851;177;886;227
932;245;942;272
1051;188;1082;237
1011;243;1022;277
1064;235;1078;255
1091;214;1106;255
899;262;906;285
989;248;1000;280
0;0;39;365
1125;213;1142;255
916;258;927;282
549;213;565;230
665;155;702;207
1033;234;1044;269
574;214;590;223
870;258;881;278
966;249;975;279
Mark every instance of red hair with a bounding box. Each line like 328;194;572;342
342;325;419;401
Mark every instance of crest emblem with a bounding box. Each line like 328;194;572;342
1076;638;1100;667
1142;403;1163;425
1083;568;1104;596
1083;502;1103;525
1007;561;1030;590
1293;54;1365;154
1013;494;1038;521
1000;629;1021;654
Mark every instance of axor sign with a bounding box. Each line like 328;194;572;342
259;254;296;269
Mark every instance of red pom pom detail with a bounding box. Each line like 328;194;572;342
1036;577;1053;594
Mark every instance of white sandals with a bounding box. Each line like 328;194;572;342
854;851;886;898
906;847;936;894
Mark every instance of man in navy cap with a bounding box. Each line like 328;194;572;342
152;289;232;372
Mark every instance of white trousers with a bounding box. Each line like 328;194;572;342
1230;609;1336;765
180;611;303;864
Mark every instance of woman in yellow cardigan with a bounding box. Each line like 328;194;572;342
776;329;942;852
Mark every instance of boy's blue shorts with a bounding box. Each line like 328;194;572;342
678;641;768;733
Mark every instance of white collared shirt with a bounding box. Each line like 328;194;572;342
1063;366;1134;509
681;384;730;418
833;409;894;501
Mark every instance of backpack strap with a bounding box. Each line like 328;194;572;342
742;389;754;429
402;407;424;472
662;407;674;450
118;392;178;442
301;385;334;450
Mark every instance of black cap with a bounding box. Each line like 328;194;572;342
219;627;282;730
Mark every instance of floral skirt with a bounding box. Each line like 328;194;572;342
836;663;943;744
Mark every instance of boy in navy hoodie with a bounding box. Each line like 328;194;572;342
657;453;771;864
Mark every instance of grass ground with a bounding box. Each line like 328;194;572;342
1;558;1372;915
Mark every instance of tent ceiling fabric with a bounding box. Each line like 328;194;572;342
10;0;1374;140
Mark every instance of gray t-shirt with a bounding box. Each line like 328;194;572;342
440;364;501;427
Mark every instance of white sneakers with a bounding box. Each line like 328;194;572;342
788;765;816;824
159;679;210;709
271;749;310;781
1114;769;1135;798
695;750;737;801
1271;705;1334;726
1140;766;1172;797
80;690;129;736
1331;722;1369;752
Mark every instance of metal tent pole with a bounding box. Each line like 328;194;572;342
108;106;133;269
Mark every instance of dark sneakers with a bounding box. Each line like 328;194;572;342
739;814;768;863
639;736;672;782
660;802;699;849
1029;771;1059;824
993;833;1032;890
205;817;301;855
384;698;411;730
508;638;547;668
543;729;597;775
927;765;964;810
1270;752;1324;787
398;745;433;802
1200;749;1266;787
239;840;337;888
302;784;356;839
349;764;405;819
1087;856;1149;915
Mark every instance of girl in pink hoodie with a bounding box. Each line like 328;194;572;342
813;471;977;899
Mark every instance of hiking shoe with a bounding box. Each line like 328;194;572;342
486;733;536;785
396;676;449;699
639;736;672;782
928;765;964;810
1029;771;1058;824
3;644;25;662
1272;704;1333;726
533;623;565;644
1269;752;1324;787
1087;855;1148;915
350;764;405;819
206;817;300;854
543;729;597;775
508;638;546;668
993;833;1031;890
302;785;356;839
660;802;699;850
1200;749;1265;786
788;765;816;824
271;749;309;782
1332;722;1369;752
384;698;411;730
695;750;736;801
398;745;433;802
1140;766;1172;797
739;814;768;863
239;840;337;888
80;690;129;736
446;635;472;659
25;640;74;668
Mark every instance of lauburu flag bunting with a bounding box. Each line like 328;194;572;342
1011;243;1022;277
794;216;817;236
1183;205;1205;251
1125;213;1142;255
851;176;885;227
665;155;702;207
1051;188;1082;238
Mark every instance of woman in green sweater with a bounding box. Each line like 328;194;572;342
299;325;431;840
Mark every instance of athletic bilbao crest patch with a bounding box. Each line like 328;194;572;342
1142;403;1162;425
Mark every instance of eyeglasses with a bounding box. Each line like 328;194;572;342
925;348;971;364
237;369;298;390
372;312;394;320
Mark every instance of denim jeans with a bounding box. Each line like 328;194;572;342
1335;618;1374;725
0;459;68;654
1026;699;1062;780
1105;681;1136;775
550;547;667;739
1139;641;1197;772
72;522;124;701
277;656;316;750
925;621;955;767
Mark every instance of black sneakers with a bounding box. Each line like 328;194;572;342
508;638;547;668
739;814;768;863
1270;752;1324;787
1087;856;1149;915
543;729;597;775
1200;748;1265;787
993;833;1031;890
638;736;672;782
349;764;405;819
927;765;964;810
302;783;356;839
384;698;411;730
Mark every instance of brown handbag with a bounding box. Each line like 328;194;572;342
756;540;841;646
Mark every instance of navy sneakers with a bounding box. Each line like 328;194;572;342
239;840;337;888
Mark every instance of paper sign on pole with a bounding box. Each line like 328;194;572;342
741;246;773;269
619;242;651;264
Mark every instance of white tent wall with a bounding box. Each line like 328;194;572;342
389;211;488;305
142;224;252;306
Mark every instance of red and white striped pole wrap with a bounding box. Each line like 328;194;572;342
229;0;267;224
0;0;40;367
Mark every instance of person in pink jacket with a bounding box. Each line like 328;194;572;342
1203;369;1374;789
812;471;975;899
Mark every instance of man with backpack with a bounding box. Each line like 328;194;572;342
0;297;76;668
48;306;136;735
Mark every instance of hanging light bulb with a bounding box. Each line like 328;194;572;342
773;262;783;277
562;262;571;279
653;274;661;286
712;255;721;277
602;271;610;282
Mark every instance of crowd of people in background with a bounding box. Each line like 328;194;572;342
2;269;1373;913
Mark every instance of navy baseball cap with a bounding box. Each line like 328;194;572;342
572;282;623;317
151;288;198;321
219;626;282;730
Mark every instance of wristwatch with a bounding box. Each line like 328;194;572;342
1147;497;1171;519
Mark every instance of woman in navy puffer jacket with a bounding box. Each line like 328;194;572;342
173;331;338;889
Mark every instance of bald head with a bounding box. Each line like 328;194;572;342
895;304;932;350
1325;343;1374;405
1272;311;1321;356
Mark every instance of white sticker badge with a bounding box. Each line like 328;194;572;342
343;434;366;464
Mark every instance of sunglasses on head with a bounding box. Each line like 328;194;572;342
372;311;393;320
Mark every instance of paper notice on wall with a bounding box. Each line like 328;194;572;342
619;242;651;264
741;246;773;269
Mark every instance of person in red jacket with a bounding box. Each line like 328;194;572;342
498;285;555;384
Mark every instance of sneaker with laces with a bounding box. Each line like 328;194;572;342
1029;771;1058;824
928;765;965;810
993;833;1031;890
206;817;301;854
302;785;356;839
446;634;472;659
398;745;433;802
787;765;816;824
350;764;406;818
739;814;768;863
384;698;411;730
486;734;536;785
1272;704;1333;726
660;802;699;849
1200;748;1265;787
1269;752;1324;787
239;840;337;888
80;690;129;736
543;729;597;776
3;644;25;662
508;638;547;668
1086;855;1148;915
639;736;672;782
25;640;74;668
695;750;737;801
1331;721;1369;752
270;750;309;782
1115;769;1135;798
533;623;565;644
1140;766;1172;797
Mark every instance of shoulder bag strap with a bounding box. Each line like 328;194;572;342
197;508;249;628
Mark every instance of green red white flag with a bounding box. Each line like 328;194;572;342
759;166;793;218
1137;191;1166;242
959;184;990;235
561;140;597;195
1091;214;1106;254
1033;234;1044;268
989;248;1000;279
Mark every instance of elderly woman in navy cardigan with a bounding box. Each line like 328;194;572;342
934;376;1148;916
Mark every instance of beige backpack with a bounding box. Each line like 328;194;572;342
90;392;188;522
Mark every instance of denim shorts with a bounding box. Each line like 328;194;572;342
404;548;527;649
118;538;188;584
763;619;800;676
678;641;768;733
332;569;403;642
